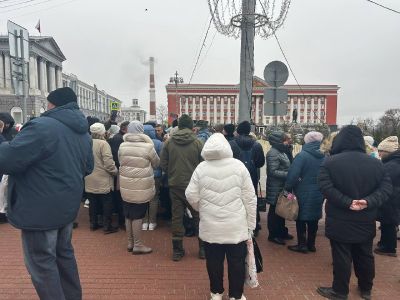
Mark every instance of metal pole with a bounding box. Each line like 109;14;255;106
238;0;256;123
19;29;28;124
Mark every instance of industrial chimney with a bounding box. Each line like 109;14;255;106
149;57;156;121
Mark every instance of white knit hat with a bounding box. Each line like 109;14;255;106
378;136;399;153
108;124;120;135
364;136;374;147
128;120;144;134
90;122;106;136
304;131;324;144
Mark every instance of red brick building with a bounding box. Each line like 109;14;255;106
166;77;339;125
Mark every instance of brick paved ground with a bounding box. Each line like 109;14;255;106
1;206;400;300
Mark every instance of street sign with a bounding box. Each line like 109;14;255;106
264;88;288;103
264;61;289;87
264;102;287;116
7;21;29;62
110;101;120;111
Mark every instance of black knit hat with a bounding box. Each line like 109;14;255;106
195;120;208;129
223;124;235;136
178;114;193;130
47;87;77;107
236;120;251;135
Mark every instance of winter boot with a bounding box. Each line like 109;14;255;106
288;227;308;253
307;223;318;252
198;238;206;259
172;240;185;261
125;218;133;252
229;295;246;300
131;219;152;254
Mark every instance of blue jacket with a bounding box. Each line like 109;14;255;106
197;128;211;144
0;102;94;230
144;125;162;178
285;141;324;221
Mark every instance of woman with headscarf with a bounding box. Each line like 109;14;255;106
85;122;118;233
285;132;325;253
119;121;160;254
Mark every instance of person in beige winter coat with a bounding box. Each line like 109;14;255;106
85;123;118;233
119;120;160;254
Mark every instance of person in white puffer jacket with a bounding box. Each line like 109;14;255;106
186;133;256;300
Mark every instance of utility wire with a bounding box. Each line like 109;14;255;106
365;0;400;14
0;0;55;14
6;0;78;18
188;17;213;84
0;0;38;9
258;0;323;124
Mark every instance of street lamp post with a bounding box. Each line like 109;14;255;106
169;71;183;119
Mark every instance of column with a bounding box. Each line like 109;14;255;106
56;67;62;88
235;95;239;124
185;97;189;113
29;56;37;91
289;97;294;122
38;58;47;93
317;98;321;124
48;63;56;92
0;53;4;89
4;52;12;90
214;97;218;124
227;97;231;123
206;97;210;123
255;96;259;124
220;97;225;123
199;97;203;120
310;98;315;123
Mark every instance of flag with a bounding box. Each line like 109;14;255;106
35;20;41;33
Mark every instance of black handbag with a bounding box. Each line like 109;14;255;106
257;182;267;212
253;238;263;273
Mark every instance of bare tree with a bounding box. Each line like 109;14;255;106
374;109;400;142
156;104;168;125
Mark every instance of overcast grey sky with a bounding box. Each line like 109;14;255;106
1;0;399;124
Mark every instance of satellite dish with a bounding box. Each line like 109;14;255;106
264;61;289;88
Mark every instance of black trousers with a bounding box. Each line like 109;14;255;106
296;220;318;247
330;239;375;295
87;192;114;229
111;190;124;226
379;223;397;252
204;241;247;299
267;204;288;239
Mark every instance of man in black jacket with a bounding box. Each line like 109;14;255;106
317;125;392;300
229;121;265;235
108;121;129;228
375;136;400;257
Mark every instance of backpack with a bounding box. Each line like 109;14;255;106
238;144;257;184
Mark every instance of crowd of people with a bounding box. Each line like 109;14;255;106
0;87;399;300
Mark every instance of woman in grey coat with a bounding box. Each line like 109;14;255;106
266;131;291;245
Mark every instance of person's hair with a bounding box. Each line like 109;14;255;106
120;121;130;129
155;124;162;128
91;132;105;140
172;119;178;128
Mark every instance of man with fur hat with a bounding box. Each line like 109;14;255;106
160;114;204;261
0;87;94;300
317;125;392;300
375;136;400;257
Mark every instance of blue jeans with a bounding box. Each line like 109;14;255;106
21;223;82;300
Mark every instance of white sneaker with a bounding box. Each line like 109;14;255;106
142;223;148;230
210;292;223;300
148;223;157;230
83;199;89;208
229;296;246;300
